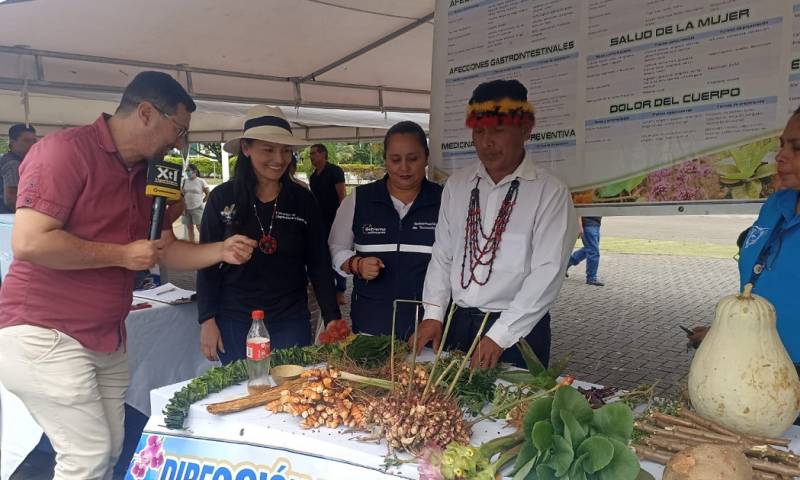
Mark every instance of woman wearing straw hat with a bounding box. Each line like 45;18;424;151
196;105;342;363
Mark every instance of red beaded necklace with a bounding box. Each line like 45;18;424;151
460;177;520;288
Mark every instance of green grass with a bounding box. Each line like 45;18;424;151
594;237;738;259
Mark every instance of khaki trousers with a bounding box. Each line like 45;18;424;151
0;324;128;480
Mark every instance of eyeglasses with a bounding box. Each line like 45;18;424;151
151;103;189;140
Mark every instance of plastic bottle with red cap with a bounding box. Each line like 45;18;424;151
246;309;271;394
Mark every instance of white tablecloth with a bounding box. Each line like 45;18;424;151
0;301;214;480
0;214;14;280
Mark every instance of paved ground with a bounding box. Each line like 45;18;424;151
553;252;739;396
9;215;752;477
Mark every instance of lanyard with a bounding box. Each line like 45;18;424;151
748;217;798;286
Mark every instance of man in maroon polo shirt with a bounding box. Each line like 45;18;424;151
0;71;256;480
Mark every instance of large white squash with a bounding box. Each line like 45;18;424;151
688;284;800;437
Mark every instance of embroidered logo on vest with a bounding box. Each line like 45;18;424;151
412;222;437;231
362;224;387;235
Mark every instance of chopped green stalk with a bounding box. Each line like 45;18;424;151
408;304;420;398
495;442;523;472
338;370;393;390
391;300;398;386
478;431;524;458
518;338;545;375
433;357;460;388
422;303;458;400
447;312;490;397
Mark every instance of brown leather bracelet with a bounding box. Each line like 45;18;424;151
347;255;360;276
354;256;364;278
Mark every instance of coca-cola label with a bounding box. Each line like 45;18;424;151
246;338;271;360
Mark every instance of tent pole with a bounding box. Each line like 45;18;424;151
221;143;230;182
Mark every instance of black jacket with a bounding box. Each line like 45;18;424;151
197;181;341;326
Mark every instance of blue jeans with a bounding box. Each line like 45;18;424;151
217;307;312;365
569;225;601;282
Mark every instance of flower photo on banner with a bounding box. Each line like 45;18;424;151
130;435;166;480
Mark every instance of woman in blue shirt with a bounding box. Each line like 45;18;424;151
738;109;800;363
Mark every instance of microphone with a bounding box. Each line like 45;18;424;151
145;160;183;240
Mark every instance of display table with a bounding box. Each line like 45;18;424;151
0;301;214;480
128;371;793;479
0;214;14;280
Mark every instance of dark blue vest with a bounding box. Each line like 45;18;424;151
350;177;442;339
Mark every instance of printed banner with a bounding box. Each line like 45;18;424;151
125;432;409;480
429;0;794;206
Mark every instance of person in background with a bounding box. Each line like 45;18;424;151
566;216;604;286
329;121;442;339
0;123;37;213
411;79;577;370
181;163;209;242
197;105;342;364
0;71;255;480
288;152;309;189
738;107;800;366
309;143;348;304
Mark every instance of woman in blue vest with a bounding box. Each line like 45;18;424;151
738;108;800;365
329;121;443;339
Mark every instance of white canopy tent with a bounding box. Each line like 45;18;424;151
0;0;434;141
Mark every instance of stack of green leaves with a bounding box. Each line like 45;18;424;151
344;334;405;369
271;344;337;367
498;339;569;389
432;352;501;415
511;386;639;480
163;360;248;430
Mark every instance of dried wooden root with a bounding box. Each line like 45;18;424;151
635;410;800;478
206;378;305;415
266;367;366;429
364;386;471;454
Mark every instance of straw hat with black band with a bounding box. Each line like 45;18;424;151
223;105;310;154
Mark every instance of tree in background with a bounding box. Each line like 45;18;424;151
297;142;383;167
0;138;8;153
192;143;222;162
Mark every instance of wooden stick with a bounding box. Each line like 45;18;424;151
636;421;739;446
654;412;800;465
750;458;800;477
643;435;692;453
632;443;671;464
678;408;791;447
754;472;781;480
206;379;304;414
677;408;741;437
668;425;743;444
651;411;696;429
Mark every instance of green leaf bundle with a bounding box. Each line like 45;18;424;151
510;386;639;480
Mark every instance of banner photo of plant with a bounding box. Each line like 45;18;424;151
572;136;779;205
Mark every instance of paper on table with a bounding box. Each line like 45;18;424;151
133;283;195;305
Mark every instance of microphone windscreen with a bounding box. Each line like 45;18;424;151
146;161;183;201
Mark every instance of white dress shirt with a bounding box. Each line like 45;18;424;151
328;189;414;275
422;153;577;349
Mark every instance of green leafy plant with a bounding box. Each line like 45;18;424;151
162;360;248;429
596;174;647;199
510;386;640;480
716;138;778;199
